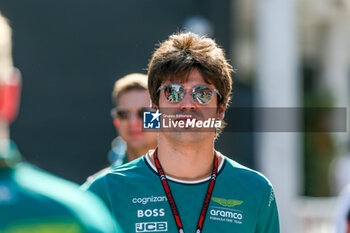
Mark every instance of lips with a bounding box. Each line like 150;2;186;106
129;130;143;136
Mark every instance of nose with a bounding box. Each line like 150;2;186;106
179;91;197;111
128;112;141;126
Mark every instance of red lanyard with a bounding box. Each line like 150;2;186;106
153;148;218;233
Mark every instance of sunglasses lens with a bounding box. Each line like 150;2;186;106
138;110;144;119
116;110;129;120
116;108;152;120
193;86;213;104
164;85;184;103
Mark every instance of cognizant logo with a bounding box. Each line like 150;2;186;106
132;196;168;205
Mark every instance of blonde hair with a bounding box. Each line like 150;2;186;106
112;73;148;106
0;13;13;79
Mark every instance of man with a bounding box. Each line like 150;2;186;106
82;73;157;186
0;13;123;233
88;32;279;233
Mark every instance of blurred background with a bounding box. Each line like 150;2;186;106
1;0;349;232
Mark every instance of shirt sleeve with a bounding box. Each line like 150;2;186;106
255;186;280;233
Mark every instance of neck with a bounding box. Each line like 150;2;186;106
0;122;9;141
126;145;149;162
0;123;11;168
154;134;216;181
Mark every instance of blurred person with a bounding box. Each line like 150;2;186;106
347;209;350;233
331;145;350;194
0;13;123;233
335;183;350;233
87;32;279;233
82;73;157;187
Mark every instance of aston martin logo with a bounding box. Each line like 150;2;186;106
211;197;243;207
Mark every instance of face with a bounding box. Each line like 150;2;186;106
114;89;157;150
156;68;225;143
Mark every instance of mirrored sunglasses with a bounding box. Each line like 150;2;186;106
157;84;221;105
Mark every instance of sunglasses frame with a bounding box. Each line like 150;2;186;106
111;107;153;120
157;84;222;105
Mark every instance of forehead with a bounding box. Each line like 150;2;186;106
117;89;151;108
162;69;212;86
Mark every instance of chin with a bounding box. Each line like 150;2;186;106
127;133;144;139
128;138;147;147
165;131;209;143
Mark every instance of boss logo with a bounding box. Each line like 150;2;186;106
137;209;165;218
135;222;167;232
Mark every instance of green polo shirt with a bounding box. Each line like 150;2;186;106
0;142;124;233
87;153;279;233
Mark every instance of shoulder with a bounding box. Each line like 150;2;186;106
81;166;111;190
14;163;117;232
89;156;149;188
109;155;150;178
220;154;274;191
219;154;278;212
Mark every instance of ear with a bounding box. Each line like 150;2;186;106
113;118;120;128
0;68;21;123
216;103;225;120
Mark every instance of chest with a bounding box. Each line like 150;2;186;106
108;178;259;233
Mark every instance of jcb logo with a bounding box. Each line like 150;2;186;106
135;222;167;232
